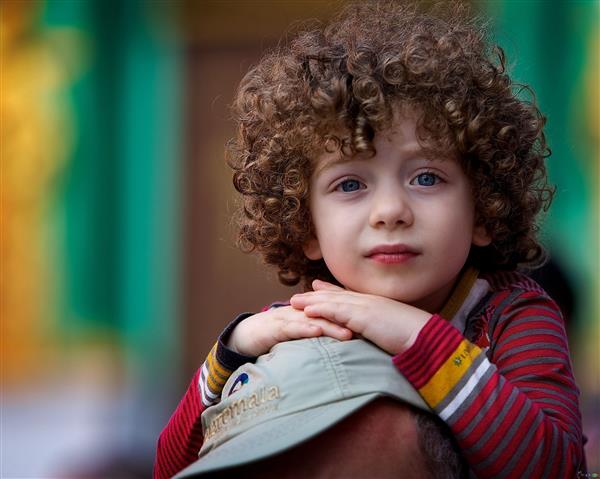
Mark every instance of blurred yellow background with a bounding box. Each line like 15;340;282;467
1;1;598;477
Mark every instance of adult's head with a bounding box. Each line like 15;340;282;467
174;337;467;478
210;397;467;479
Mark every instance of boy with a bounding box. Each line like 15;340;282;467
155;1;585;477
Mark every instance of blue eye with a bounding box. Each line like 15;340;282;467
337;179;363;192
414;172;439;186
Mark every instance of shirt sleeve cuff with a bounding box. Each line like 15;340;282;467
216;312;258;371
392;314;465;388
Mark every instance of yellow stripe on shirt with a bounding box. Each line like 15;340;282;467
418;339;483;408
206;345;231;392
208;344;231;378
439;266;479;320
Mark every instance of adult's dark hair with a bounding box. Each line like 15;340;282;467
210;404;468;479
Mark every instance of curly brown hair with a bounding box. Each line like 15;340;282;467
227;0;554;288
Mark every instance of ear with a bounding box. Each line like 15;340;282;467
303;236;323;260
472;224;492;247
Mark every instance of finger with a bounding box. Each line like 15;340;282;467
275;306;353;339
273;320;323;344
290;291;341;308
312;279;345;292
303;302;365;334
307;318;353;341
303;302;344;322
289;295;309;309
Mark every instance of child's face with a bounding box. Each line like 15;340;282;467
303;112;491;313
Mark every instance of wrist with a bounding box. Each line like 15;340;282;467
224;312;262;357
226;326;242;354
400;311;431;353
219;312;257;359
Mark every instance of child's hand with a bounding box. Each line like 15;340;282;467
227;305;353;357
290;280;431;354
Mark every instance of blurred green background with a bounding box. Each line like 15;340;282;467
2;0;598;477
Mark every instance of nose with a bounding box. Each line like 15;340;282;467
368;183;414;229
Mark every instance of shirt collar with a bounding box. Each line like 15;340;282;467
439;266;491;335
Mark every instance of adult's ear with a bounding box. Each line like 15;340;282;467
472;224;492;247
303;236;323;260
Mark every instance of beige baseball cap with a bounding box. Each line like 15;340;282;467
174;336;430;478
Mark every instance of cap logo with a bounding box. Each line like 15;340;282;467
204;386;280;442
227;372;249;397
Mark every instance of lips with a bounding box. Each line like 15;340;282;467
366;244;419;264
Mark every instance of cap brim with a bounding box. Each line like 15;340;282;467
173;392;382;478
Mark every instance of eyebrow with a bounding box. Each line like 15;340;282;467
314;143;434;175
314;155;354;175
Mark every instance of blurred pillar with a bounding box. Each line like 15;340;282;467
113;0;183;459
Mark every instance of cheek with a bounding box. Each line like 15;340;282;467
319;232;351;263
317;234;357;284
311;202;359;245
426;195;476;246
